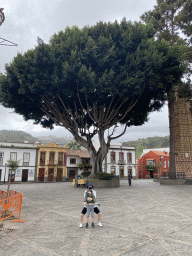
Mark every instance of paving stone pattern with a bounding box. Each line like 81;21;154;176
1;180;192;255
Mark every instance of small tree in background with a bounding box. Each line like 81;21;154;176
68;140;82;150
145;164;156;178
7;159;20;198
77;162;91;177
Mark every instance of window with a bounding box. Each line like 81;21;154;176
49;152;55;161
49;152;55;164
10;152;17;161
82;159;89;164
58;152;63;165
111;152;116;163
164;161;166;168
128;167;132;174
127;152;132;164
119;152;124;161
0;152;3;165
146;160;155;165
23;153;30;166
70;158;76;164
40;152;46;165
111;166;116;174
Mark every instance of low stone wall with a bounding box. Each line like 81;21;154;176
86;179;120;188
160;178;192;185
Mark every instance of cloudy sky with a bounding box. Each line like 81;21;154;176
0;0;169;141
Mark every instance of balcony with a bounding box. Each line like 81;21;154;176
23;162;29;167
40;161;45;166
47;160;57;166
118;160;126;165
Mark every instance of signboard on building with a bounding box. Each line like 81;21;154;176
29;169;34;177
15;169;21;177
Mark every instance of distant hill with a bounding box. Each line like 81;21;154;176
0;130;39;143
122;136;170;158
37;135;73;145
0;130;73;145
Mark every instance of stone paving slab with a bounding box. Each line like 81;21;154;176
1;180;192;255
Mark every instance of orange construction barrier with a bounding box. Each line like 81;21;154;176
0;190;25;223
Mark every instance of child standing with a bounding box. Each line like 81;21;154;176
84;187;96;228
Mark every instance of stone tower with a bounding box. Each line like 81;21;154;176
174;96;192;178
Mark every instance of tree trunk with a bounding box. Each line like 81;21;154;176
74;129;110;175
168;95;176;179
89;148;108;175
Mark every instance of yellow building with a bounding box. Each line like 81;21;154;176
36;142;67;182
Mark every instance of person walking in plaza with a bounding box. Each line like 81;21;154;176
84;187;95;228
128;172;132;186
79;182;102;228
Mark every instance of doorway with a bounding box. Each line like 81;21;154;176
57;168;63;181
69;170;76;180
119;166;124;178
38;168;45;182
22;169;28;182
48;168;54;181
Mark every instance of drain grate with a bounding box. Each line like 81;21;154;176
0;228;16;233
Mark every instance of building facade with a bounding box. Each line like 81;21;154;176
137;150;169;179
36;143;67;182
0;142;37;182
103;145;136;179
66;150;91;180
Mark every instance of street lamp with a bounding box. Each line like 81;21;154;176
4;163;7;184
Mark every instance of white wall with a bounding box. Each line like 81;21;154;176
0;143;37;182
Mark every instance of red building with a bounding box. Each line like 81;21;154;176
137;151;169;179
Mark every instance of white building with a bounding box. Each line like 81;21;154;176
0;142;38;183
103;144;136;179
66;150;91;180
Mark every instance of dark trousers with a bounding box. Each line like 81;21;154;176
128;179;131;186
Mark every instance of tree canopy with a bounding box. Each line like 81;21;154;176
0;19;188;173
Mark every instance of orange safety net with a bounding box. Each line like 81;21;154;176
0;190;25;223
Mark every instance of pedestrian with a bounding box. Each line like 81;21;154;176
79;182;102;228
128;172;132;186
84;187;95;228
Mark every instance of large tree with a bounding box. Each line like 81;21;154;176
0;20;188;174
141;0;192;179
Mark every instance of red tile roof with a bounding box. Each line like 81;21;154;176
151;151;169;156
67;150;90;158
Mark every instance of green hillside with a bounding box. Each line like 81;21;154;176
122;136;169;158
0;130;39;143
0;130;71;145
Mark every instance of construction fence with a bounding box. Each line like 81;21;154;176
0;190;25;223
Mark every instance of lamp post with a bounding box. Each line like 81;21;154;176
4;163;7;184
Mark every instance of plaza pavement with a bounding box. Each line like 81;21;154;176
1;179;192;256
